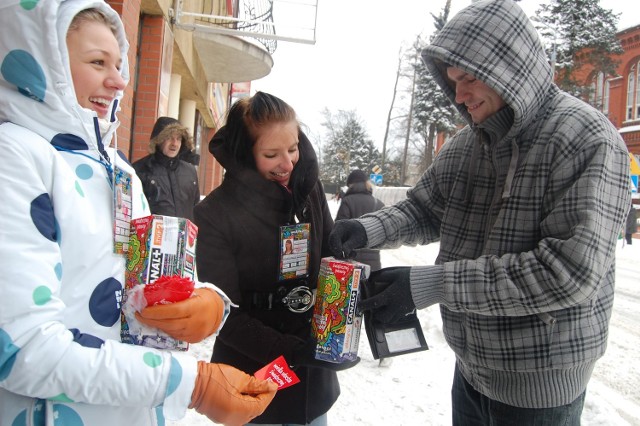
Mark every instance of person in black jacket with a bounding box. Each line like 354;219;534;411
336;170;385;271
625;200;637;245
132;117;200;220
194;92;357;426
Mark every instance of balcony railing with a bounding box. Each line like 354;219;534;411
172;0;318;54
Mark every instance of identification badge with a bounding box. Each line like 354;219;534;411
113;165;132;255
279;223;310;281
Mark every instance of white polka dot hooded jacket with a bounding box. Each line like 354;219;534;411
358;0;631;409
0;1;222;425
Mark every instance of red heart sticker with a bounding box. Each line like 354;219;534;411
328;259;355;285
254;356;300;390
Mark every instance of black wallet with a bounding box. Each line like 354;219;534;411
362;276;429;359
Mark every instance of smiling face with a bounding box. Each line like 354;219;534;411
160;133;182;158
67;18;125;119
446;67;506;124
252;120;300;186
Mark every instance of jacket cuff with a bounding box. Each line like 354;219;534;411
358;216;387;248
410;265;444;309
161;352;198;420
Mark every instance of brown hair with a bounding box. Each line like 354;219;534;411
224;91;298;167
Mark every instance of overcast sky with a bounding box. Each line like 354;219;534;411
251;0;639;151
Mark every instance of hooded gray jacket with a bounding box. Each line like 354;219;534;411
358;0;630;408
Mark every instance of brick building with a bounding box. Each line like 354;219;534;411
572;22;640;196
105;0;278;195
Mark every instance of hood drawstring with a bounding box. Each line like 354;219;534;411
465;128;485;203
502;139;519;199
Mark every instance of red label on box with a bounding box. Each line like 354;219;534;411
254;356;300;390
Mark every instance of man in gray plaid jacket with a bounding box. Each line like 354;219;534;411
329;0;631;424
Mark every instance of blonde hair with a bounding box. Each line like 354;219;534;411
68;8;117;36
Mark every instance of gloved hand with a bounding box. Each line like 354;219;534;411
328;219;368;259
358;267;415;324
190;362;278;426
136;288;224;343
290;338;360;371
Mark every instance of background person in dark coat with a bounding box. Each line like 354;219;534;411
336;170;385;271
194;92;356;425
133;116;200;220
625;201;637;245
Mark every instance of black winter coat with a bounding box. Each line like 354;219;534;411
132;151;200;221
336;182;385;270
193;127;338;424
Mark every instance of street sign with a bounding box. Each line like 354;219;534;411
632;175;638;193
370;173;383;185
372;165;382;174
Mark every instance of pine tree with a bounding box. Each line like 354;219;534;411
411;0;460;172
319;109;380;185
534;0;622;98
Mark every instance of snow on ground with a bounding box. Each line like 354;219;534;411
169;199;640;425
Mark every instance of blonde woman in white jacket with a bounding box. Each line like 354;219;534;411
0;2;276;425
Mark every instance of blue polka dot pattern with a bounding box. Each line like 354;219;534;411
143;352;163;368
88;278;122;327
75;164;93;180
0;50;46;102
30;193;57;242
53;404;83;426
33;399;45;425
74;181;85;197
11;409;26;426
32;286;52;305
49;393;73;403
165;356;182;397
69;328;104;348
54;263;63;280
0;329;20;381
51;133;89;151
20;0;40;11
155;406;165;426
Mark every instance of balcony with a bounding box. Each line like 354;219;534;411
173;0;316;83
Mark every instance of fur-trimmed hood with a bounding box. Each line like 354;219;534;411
149;119;194;155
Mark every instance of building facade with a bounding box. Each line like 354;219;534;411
573;23;640;198
106;0;276;195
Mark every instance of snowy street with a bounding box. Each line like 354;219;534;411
169;199;640;425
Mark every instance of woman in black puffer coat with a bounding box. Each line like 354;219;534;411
194;92;357;425
335;170;385;271
133;117;200;220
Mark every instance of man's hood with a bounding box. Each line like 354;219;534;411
421;0;553;138
0;0;130;151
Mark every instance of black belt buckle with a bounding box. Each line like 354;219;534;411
281;286;315;313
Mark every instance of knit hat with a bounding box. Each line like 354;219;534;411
347;170;369;185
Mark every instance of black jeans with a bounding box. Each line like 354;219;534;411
451;364;585;426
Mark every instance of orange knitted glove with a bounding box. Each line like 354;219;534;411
136;288;224;343
190;362;278;426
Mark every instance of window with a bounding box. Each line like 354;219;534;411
590;71;610;113
627;61;640;121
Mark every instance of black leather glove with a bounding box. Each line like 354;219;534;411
359;267;415;324
290;338;360;371
328;219;368;259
